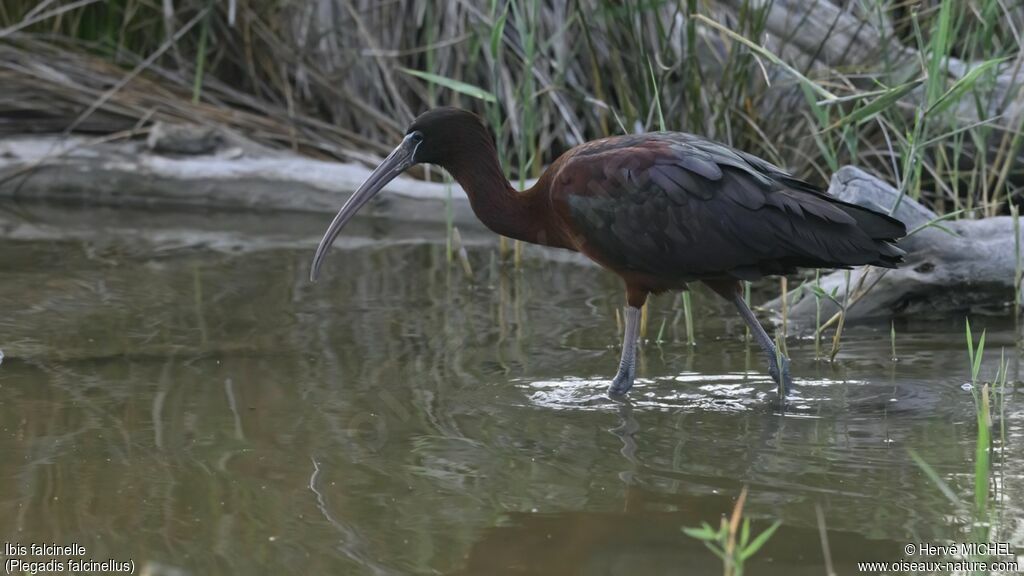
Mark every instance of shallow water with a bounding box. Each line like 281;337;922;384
1;203;1022;575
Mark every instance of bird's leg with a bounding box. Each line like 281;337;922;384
608;306;641;396
728;290;792;395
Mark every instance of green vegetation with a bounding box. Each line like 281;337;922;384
681;290;695;346
910;319;1013;564
683;487;782;576
1;0;1020;218
1015;204;1022;317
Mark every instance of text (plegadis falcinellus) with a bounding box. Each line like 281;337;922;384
311;107;906;397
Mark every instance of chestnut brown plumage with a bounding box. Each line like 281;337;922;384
312;107;906;397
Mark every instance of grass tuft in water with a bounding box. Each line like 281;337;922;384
743;282;751;344
773;333;785;397
682;290;695;347
965;318;987;387
813;273;822;359
778;277;788;356
911;319;1009;559
682;486;781;576
965;319;991;520
828;271;852;363
640;302;649;341
655;317;667;346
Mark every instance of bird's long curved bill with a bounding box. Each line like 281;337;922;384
309;134;419;281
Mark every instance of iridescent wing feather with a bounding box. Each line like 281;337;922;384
552;133;905;281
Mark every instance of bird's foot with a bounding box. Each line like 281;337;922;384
608;364;636;397
768;355;793;397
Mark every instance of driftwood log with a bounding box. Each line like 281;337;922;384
765;166;1023;324
0;132;481;227
725;0;1024;128
0;131;594;266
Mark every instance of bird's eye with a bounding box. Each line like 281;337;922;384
410;132;424;143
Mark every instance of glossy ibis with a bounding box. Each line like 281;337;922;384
311;108;906;397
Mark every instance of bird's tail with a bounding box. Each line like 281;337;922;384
833;200;907;268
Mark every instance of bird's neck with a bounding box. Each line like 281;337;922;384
443;146;564;248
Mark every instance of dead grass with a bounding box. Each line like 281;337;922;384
1;0;1022;216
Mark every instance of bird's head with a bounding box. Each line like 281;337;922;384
310;107;490;281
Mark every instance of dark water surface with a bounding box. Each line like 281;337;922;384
1;203;1022;575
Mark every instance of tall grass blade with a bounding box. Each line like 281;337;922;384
827;79;923;132
648;58;665;132
693;14;837;102
399;68;497;103
926;58;1010;118
975;383;991;518
1014;205;1021;317
682;291;695;346
908;449;962;507
739;521;781;561
192;3;211;103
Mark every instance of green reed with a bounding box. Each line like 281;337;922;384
5;0;1020;221
683;487;781;576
